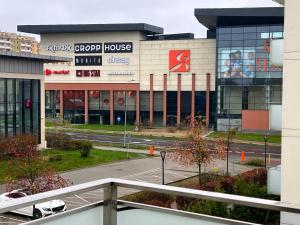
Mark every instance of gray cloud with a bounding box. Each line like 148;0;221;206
0;0;280;38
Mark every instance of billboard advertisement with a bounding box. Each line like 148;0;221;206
219;48;256;78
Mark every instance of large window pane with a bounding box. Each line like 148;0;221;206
0;79;5;137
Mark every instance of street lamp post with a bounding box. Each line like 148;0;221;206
123;79;135;148
264;134;268;169
160;151;167;185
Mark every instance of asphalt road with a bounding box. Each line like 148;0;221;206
63;131;281;159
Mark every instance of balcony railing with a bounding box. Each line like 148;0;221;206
0;178;300;225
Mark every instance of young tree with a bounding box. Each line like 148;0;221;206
3;135;71;194
167;121;226;184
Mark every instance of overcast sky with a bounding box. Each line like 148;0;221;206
0;0;280;38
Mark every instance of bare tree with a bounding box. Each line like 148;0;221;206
167;121;226;184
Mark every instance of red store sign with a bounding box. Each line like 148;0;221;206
44;69;70;76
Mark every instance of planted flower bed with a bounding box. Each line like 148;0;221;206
122;168;280;225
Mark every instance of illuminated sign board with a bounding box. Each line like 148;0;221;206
107;56;130;65
169;50;190;72
47;44;73;53
76;70;100;77
44;69;70;76
104;42;133;53
75;56;102;66
74;43;102;54
107;72;134;76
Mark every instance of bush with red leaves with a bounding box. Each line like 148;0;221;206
3;135;71;194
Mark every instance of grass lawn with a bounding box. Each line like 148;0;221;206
45;121;135;132
0;149;145;183
70;124;135;132
43;149;144;171
92;142;149;151
208;131;281;144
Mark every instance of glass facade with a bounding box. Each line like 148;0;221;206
63;90;85;124
216;25;283;130
0;78;41;142
88;90;110;125
140;91;150;126
45;90;60;118
114;91;136;125
153;91;163;127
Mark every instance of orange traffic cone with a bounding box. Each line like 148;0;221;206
149;145;154;157
241;150;245;163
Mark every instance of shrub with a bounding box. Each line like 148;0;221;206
244;158;265;167
80;146;90;158
48;155;63;162
46;131;67;149
122;191;174;208
187;199;228;218
61;140;93;152
0;138;10;159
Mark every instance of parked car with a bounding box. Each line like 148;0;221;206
0;190;66;219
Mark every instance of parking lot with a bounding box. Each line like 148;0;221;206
0;166;197;225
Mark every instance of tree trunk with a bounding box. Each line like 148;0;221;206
198;163;202;184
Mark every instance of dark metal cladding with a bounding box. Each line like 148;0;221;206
17;23;164;35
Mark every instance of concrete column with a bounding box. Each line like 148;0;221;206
60;90;64;123
206;73;211;127
177;73;181;128
110;90;114;125
163;74;167;127
191;73;196;126
84;90;88;124
136;90;140;124
149;74;154;128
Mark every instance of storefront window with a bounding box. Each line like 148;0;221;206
114;91;136;125
153;92;163;127
0;79;5;137
166;91;177;126
0;78;41;142
88;90;110;125
63;90;85;124
45;90;60;118
140;91;150;126
181;91;191;126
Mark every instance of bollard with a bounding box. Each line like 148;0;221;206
241;150;245;163
268;153;271;166
150;145;154;157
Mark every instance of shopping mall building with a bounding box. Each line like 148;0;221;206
18;7;284;131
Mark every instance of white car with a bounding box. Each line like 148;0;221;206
0;190;67;219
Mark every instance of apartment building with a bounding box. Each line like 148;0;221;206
0;32;39;54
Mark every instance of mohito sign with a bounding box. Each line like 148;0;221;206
76;70;100;77
74;43;102;54
75;56;102;66
104;42;133;53
44;69;70;76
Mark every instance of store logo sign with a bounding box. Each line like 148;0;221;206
44;69;70;76
47;44;73;53
76;70;100;77
75;56;102;66
104;42;133;53
74;43;102;54
169;50;190;72
107;56;130;65
107;72;134;76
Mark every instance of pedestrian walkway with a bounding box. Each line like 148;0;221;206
93;145;159;155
